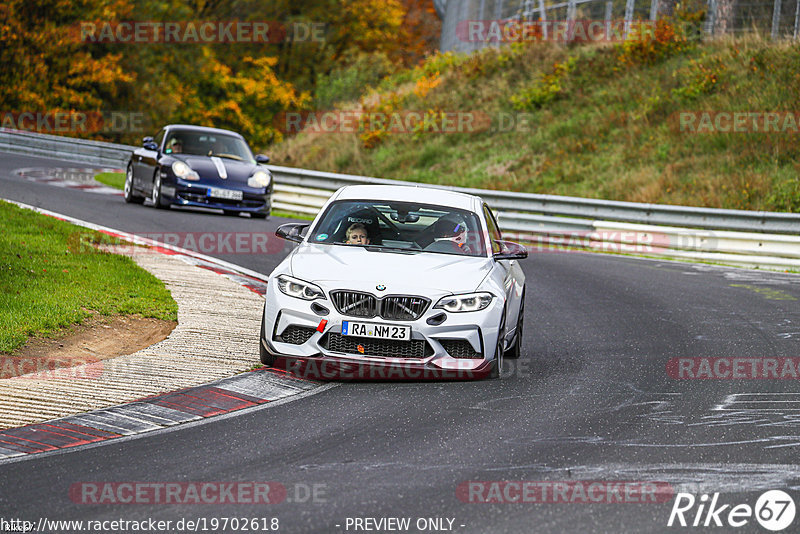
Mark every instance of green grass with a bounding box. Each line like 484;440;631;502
95;171;125;190
269;34;800;213
0;201;178;353
271;209;316;221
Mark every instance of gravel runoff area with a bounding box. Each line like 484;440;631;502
0;250;265;429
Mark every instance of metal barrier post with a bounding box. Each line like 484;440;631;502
624;0;635;38
794;0;800;37
705;0;717;34
539;0;548;39
772;0;783;38
793;0;800;39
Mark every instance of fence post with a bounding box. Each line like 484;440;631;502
539;0;548;39
568;0;577;21
605;1;613;39
624;0;635;38
521;0;535;19
705;0;717;35
772;0;783;38
795;0;800;38
650;0;659;20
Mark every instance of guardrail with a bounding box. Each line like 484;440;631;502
2;128;799;271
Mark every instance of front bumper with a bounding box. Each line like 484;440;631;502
162;179;271;214
261;284;503;380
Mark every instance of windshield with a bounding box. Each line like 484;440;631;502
309;200;487;257
164;130;255;163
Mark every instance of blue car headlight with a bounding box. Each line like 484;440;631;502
434;292;494;312
276;275;325;300
172;161;199;181
248;170;271;189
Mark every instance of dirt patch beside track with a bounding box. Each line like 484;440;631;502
2;316;176;378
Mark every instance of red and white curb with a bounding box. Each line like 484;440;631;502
0;369;319;460
0;199;326;460
14;167;124;196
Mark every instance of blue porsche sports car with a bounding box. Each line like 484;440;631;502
124;124;272;218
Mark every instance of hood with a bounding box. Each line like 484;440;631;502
289;243;492;295
179;156;258;186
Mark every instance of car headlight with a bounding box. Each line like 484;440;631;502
434;292;494;312
276;275;325;300
248;170;271;188
171;161;199;181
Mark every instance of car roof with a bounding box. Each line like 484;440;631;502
332;184;482;212
163;124;244;139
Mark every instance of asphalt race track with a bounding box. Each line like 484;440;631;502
2;152;800;533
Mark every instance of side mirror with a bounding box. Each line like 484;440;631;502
143;141;158;151
275;223;309;243
492;240;528;261
256;154;270;164
142;136;153;144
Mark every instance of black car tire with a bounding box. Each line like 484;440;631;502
251;211;269;219
506;287;525;360
124;164;145;204
489;311;506;379
151;172;169;209
259;308;276;366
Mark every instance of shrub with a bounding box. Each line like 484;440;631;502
511;56;576;110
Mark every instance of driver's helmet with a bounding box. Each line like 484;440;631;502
434;216;468;247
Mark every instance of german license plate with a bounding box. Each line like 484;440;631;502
341;321;410;341
208;187;243;200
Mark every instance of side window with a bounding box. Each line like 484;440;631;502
483;205;502;254
153;129;165;150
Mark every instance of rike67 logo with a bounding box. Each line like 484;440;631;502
668;490;795;531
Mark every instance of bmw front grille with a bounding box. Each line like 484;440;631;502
330;291;430;321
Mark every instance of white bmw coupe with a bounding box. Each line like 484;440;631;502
259;184;527;379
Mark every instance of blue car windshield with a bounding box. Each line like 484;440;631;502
164;131;255;163
310;200;487;257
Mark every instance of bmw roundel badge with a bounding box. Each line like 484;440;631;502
376;284;386;291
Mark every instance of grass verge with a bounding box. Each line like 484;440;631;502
270;30;800;213
95;171;125;190
0;200;178;353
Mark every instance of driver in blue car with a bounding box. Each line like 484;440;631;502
166;136;183;154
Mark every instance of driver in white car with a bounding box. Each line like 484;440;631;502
429;216;470;254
